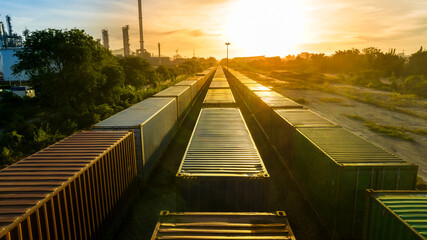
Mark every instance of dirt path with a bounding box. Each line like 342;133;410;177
276;88;427;179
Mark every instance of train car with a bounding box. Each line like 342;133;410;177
153;85;192;120
150;210;296;240
93;98;177;179
176;108;269;211
203;88;236;107
293;127;418;239
363;190;427;240
270;109;339;166
175;80;198;100
250;90;303;137
0;131;137;240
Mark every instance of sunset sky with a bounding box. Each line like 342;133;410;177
1;0;427;59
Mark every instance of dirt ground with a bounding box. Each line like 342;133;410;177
247;72;427;180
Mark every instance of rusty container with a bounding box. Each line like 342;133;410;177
0;131;137;240
150;211;296;240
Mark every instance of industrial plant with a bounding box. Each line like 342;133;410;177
0;15;27;82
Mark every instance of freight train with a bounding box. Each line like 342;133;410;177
0;66;424;240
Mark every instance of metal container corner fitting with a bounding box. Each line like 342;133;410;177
363;190;427;240
93;97;178;179
153;85;192;119
176;108;270;211
0;131;137;240
293;127;418;239
150;211;296;240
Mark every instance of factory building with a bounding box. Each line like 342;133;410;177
0;15;28;82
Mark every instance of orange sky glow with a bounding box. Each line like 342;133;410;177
2;0;427;59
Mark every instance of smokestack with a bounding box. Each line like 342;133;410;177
158;42;161;65
6;15;12;36
138;0;144;53
102;29;109;49
123;25;130;56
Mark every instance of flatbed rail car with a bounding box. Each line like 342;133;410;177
176;108;270;211
363;190;427;240
0;131;137;240
93;98;177;179
293;127;417;239
150;211;296;240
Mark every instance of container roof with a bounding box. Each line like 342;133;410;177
275;109;338;127
203;89;235;104
151;211;296;240
154;85;191;97
95;97;175;127
178;108;268;177
244;83;271;91
175;80;198;86
298;128;409;165
374;191;427;239
0;131;131;231
254;91;302;108
209;81;230;89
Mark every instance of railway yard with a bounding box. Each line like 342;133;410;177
0;67;426;240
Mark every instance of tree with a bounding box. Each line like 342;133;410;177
407;46;427;75
12;29;125;112
119;56;153;88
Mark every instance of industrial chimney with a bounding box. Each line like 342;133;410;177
102;29;109;50
122;25;130;56
158;42;161;65
138;0;144;53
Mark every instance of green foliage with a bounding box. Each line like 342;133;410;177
343;114;365;121
363;121;413;141
1;28;217;168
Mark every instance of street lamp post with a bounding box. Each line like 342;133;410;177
225;42;230;70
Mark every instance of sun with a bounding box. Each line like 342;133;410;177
225;0;307;57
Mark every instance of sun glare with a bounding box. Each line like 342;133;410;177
225;0;306;57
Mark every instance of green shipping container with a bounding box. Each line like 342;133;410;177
363;190;427;240
271;109;339;167
293;127;418;239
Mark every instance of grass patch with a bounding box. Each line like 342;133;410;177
293;98;309;104
364;121;413;141
344;114;365;121
318;97;343;103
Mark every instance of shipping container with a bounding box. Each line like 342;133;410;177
0;131;137;240
175;80;199;100
177;108;270;211
187;76;205;91
203;88;236;107
150;211;296;240
270;109;339;165
209;80;230;89
293;127;418;239
363;190;427;240
250;91;303;138
153;85;192;119
93;97;177;179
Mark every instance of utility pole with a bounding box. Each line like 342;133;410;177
225;42;230;70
